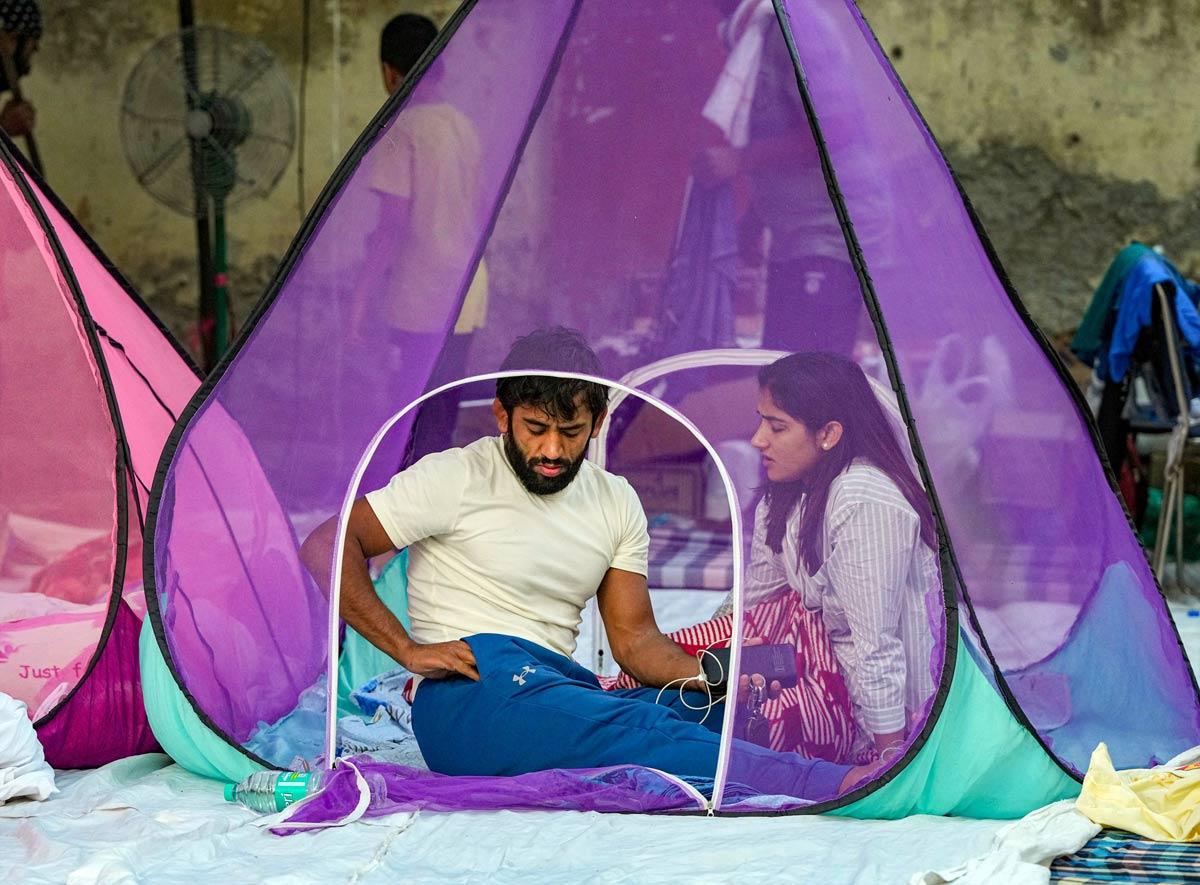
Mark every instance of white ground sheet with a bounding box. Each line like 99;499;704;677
0;757;1002;884
1;604;1197;884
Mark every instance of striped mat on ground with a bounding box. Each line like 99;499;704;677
1051;829;1200;883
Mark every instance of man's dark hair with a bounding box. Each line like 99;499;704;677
496;327;609;423
380;13;438;76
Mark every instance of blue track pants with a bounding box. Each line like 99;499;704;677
411;634;849;800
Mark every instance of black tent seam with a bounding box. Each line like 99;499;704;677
92;323;183;423
141;0;586;769
141;460;277;767
1;137;138;732
71;318;179;510
2;128;188;577
787;0;1082;787
745;2;963;812
0;130;203;380
773;0;1075;787
752;0;1078;816
849;0;1200;719
126;451;148;534
5;129;187;527
140;0;487;767
235;0;587;766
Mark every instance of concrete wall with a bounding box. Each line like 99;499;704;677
858;0;1200;334
17;0;1197;352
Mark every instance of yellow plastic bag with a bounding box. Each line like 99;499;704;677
1076;742;1200;842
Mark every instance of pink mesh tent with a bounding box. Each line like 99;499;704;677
142;0;1199;819
0;132;201;767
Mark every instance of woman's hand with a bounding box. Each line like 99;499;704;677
836;738;909;793
737;671;783;703
874;730;906;758
735;637;784;702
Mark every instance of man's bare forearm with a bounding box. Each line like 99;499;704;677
613;629;703;690
340;564;417;667
299;516;415;667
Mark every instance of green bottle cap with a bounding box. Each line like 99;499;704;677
223;783;236;802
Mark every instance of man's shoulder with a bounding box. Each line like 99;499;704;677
409;436;497;476
580;462;642;508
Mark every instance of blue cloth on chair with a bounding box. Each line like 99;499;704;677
1104;253;1200;382
411;633;850;801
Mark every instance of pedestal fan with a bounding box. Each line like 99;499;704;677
121;21;295;368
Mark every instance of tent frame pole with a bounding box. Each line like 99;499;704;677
1151;282;1194;594
325;372;744;789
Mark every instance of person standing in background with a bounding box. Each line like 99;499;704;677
358;13;489;465
0;0;40;141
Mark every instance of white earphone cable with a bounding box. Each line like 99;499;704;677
654;643;727;726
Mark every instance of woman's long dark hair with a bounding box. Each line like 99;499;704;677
760;352;938;574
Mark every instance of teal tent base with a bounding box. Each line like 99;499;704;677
145;572;1079;819
841;640;1079;820
139;621;262;784
140;550;412;784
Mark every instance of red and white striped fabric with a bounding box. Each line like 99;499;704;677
604;589;870;765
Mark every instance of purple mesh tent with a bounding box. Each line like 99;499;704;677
143;0;1199;818
0;132;200;767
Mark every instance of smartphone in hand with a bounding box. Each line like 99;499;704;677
700;644;797;691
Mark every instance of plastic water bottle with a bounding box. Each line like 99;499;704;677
223;770;326;813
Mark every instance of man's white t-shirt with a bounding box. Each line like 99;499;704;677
365;436;649;660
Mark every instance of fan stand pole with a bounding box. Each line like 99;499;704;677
178;0;218;370
213;199;231;361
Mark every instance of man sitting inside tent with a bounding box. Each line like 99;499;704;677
305;326;871;800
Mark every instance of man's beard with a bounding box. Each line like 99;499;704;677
503;430;586;496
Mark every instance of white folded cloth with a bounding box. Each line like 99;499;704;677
702;0;775;148
0;692;57;804
909;800;1099;885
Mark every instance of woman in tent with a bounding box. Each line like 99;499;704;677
616;352;940;766
738;351;939;756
